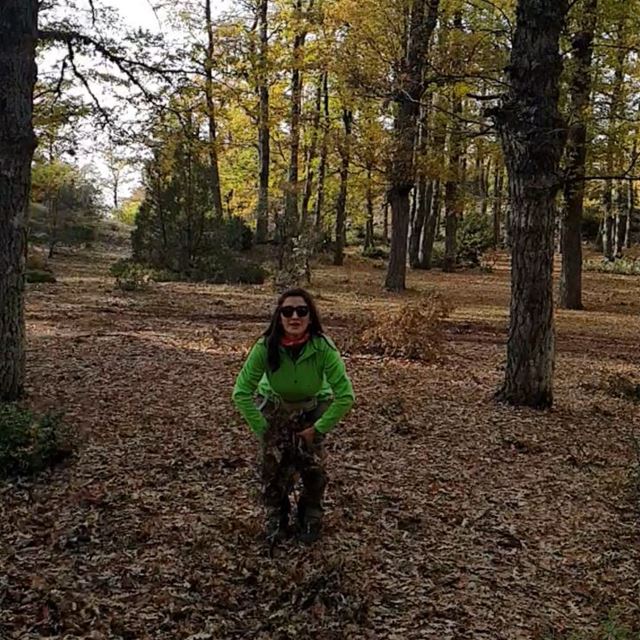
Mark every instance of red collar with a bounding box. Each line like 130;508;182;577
280;332;310;348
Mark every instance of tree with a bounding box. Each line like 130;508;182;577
385;0;440;292
333;108;353;266
0;0;38;401
492;0;569;408
560;0;598;310
204;0;225;220
255;0;270;242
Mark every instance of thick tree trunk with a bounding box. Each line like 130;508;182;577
0;0;38;401
256;0;270;242
559;0;597;310
205;0;224;219
383;200;389;243
494;0;568;409
385;0;440;291
333;109;352;266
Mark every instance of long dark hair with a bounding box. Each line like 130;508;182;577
263;288;324;371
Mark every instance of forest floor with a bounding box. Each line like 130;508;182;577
1;246;639;640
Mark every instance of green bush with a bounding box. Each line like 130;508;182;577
457;211;494;266
362;245;389;260
224;217;253;251
110;258;154;291
191;254;266;284
0;404;72;478
26;269;57;284
585;257;640;276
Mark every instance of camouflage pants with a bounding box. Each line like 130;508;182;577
258;398;329;523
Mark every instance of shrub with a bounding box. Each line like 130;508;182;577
192;254;266;284
584;257;640;276
347;293;453;361
362;245;389;260
457;211;494;266
110;258;154;291
26;270;57;284
0;404;72;478
224;216;253;251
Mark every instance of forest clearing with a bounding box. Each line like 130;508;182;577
1;247;639;639
3;0;640;638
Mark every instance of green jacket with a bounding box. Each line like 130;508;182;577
232;334;355;436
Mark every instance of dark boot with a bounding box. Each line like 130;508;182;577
297;500;322;544
265;496;291;544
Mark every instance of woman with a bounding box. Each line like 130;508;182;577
232;288;355;545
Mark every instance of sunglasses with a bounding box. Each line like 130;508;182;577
280;305;310;318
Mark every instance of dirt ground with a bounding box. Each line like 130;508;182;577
1;248;639;639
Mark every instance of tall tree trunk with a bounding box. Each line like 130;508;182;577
205;0;224;219
443;13;464;273
409;93;431;268
385;0;440;291
494;0;568;408
559;0;597;310
615;179;627;256
625;178;635;249
383;200;389;243
364;163;375;250
283;0;313;249
301;74;323;222
256;0;270;242
0;0;38;401
334;109;352;266
419;110;446;269
492;165;504;247
602;14;627;261
480;158;490;218
314;71;329;232
420;179;440;268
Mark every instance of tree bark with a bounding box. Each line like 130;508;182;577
333;109;352;266
313;71;329;232
443;13;463;273
385;0;440;291
283;0;313;244
0;0;38;401
625;178;635;249
204;0;224;220
364;163;375;250
420;179;440;269
256;0;270;242
559;0;597;310
301;75;323;222
492;165;504;247
493;0;568;409
409;93;431;268
602;14;627;261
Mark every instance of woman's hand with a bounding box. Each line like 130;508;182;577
298;426;316;447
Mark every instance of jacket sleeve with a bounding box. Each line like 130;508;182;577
232;341;269;436
314;345;355;434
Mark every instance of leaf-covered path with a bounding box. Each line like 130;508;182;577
2;250;639;639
